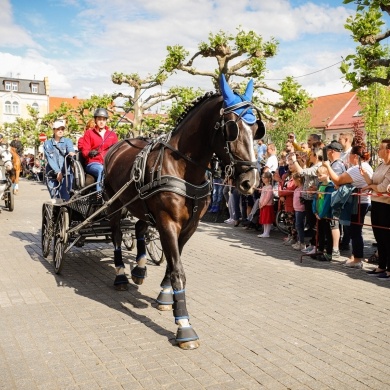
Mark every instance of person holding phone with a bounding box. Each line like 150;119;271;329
360;139;390;279
324;141;346;258
323;144;373;269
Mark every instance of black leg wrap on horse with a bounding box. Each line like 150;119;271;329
113;249;124;268
173;290;189;321
176;325;199;342
131;266;147;279
136;238;146;261
114;274;129;285
156;291;174;305
160;274;172;289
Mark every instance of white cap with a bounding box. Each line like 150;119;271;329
53;120;66;129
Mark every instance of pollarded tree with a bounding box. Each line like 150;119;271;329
111;71;172;134
340;0;390;147
160;27;311;124
341;0;390;88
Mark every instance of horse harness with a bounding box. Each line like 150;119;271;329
106;96;263;225
129;133;211;224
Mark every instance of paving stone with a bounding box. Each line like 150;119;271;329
1;179;390;389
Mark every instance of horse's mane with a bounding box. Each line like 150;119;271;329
172;91;220;134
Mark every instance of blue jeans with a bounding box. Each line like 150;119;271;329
86;162;103;191
211;178;223;207
46;174;73;201
295;210;305;244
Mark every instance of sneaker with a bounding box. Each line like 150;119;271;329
301;245;313;253
343;261;363;269
283;237;294;245
257;234;270;238
292;242;305;251
366;269;386;276
332;250;340;258
377;273;390;280
224;218;234;224
317;253;332;261
307;247;317;255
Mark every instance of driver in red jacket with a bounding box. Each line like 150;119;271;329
81;108;118;191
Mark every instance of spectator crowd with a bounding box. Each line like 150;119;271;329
208;132;390;280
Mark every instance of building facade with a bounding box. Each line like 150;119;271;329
308;91;365;141
0;76;49;125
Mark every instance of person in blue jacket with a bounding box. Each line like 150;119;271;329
311;165;335;261
43;120;75;201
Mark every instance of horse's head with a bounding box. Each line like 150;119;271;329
215;74;266;195
0;147;13;171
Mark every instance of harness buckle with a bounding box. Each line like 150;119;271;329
225;164;234;178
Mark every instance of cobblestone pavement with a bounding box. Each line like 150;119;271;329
1;178;390;390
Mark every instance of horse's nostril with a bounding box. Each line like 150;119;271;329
240;180;251;191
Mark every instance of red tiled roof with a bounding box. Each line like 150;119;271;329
308;91;364;131
49;96;84;112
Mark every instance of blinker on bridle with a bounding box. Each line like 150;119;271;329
215;100;265;178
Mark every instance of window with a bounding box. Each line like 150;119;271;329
12;101;19;114
31;84;38;93
5;81;11;91
12;82;18;91
5;101;11;113
32;102;39;112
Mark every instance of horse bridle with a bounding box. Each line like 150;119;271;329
0;149;12;170
215;100;262;179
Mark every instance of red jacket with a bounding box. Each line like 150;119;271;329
81;126;118;165
278;174;297;212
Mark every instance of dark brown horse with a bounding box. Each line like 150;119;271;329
104;75;265;349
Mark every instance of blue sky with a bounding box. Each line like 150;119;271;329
0;0;365;101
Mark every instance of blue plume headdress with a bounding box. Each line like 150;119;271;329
219;74;256;124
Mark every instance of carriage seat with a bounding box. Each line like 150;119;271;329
72;158;97;191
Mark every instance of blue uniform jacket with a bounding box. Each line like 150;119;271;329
44;137;75;175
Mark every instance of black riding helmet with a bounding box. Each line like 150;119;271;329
93;108;109;118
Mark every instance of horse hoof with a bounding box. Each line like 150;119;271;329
178;340;200;350
131;266;147;285
114;284;128;291
157;304;172;311
131;276;144;285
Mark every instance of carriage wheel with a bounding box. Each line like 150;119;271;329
126;130;135;139
52;207;69;274
4;190;14;211
275;210;289;235
145;227;165;265
122;232;135;251
41;204;54;258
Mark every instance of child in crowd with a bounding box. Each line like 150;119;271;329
278;167;297;245
292;173;305;250
311;166;335;261
257;171;274;238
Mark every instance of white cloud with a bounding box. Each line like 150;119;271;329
0;0;41;49
0;0;356;99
